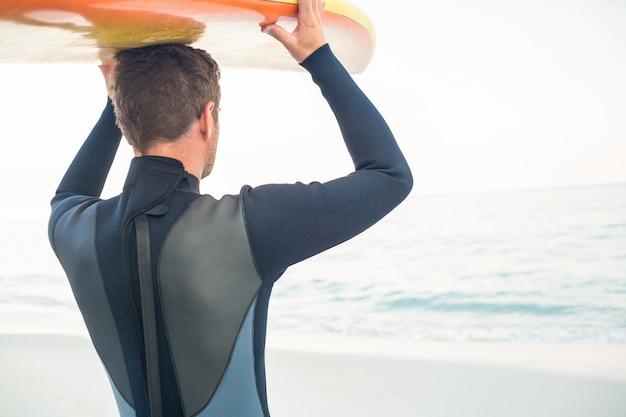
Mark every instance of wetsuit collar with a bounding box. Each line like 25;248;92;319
125;156;200;194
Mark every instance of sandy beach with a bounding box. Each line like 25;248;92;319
1;332;625;417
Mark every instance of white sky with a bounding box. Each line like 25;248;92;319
1;0;625;201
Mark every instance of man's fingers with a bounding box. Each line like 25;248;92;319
262;24;295;51
261;0;327;63
260;24;280;39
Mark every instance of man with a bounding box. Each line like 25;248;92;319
48;0;412;416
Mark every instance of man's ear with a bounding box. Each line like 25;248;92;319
199;101;215;140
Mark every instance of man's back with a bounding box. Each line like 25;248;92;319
52;153;272;415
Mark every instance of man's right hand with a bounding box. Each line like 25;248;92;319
261;0;328;63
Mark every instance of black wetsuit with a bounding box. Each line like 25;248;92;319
48;45;412;417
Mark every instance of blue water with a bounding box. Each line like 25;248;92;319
1;184;625;343
269;183;626;343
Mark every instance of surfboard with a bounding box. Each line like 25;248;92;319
0;0;375;73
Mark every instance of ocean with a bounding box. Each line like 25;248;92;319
1;184;625;343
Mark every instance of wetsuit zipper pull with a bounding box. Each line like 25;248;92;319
145;205;168;217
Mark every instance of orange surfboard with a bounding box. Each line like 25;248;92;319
0;0;375;73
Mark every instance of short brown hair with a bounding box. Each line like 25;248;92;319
112;44;221;153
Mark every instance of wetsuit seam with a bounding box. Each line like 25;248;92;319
240;186;270;284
